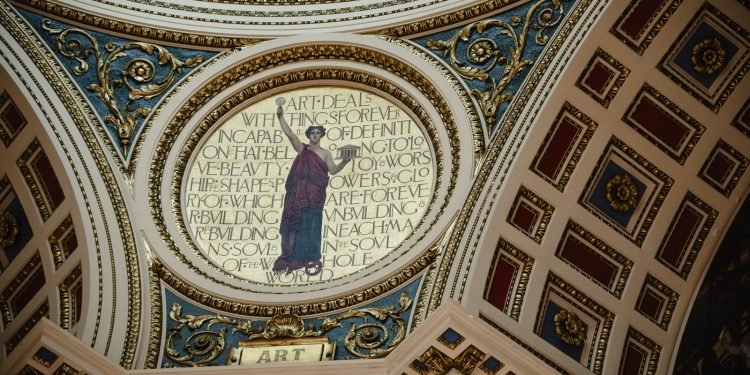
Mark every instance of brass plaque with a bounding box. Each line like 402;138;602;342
229;338;335;365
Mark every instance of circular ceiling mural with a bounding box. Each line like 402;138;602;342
141;34;478;305
182;86;434;285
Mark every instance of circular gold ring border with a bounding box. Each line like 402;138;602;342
147;42;470;314
172;72;442;289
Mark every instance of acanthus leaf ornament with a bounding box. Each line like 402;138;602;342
426;0;564;126
164;292;412;366
40;19;204;152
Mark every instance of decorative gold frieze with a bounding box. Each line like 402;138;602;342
16;0;259;48
59;264;83;330
19;0;527;41
48;215;75;269
0;252;43;325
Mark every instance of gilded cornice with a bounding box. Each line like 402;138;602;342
12;0;525;49
375;0;523;37
13;0;259;49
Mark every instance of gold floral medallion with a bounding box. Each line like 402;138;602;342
691;37;726;75
606;174;639;212
553;309;586;347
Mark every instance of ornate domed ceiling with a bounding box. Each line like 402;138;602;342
0;0;748;374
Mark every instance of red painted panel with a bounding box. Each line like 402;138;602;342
659;205;703;267
619;0;668;40
638;289;663;320
559;236;618;288
62;230;78;258
10;266;46;317
584;62;615;94
619;343;647;375
487;257;517;312
1;102;25;134
31;152;65;212
705;153;735;184
535;117;581;179
630;96;689;150
740;103;750;127
512;201;538;233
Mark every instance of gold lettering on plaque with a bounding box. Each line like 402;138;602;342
228;338;335;365
183;86;434;285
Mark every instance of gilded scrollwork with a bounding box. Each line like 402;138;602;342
164;292;412;366
40;19;204;150
425;0;564;126
414;345;485;375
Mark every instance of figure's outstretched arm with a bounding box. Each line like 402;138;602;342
327;152;352;175
277;107;303;153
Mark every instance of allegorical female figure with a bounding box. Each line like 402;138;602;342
273;105;352;276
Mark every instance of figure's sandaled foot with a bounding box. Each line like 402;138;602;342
304;260;322;276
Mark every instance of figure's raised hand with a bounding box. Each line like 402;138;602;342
276;106;284;117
